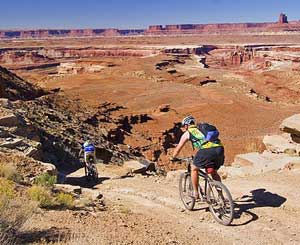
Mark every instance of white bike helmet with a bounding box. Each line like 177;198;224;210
181;115;196;126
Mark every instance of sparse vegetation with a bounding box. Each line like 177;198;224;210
56;193;74;209
0;178;15;204
0;181;36;245
0;164;15;179
34;172;57;187
0;164;22;183
28;185;54;208
118;204;131;214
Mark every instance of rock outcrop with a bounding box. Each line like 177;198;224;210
280;114;300;137
221;114;300;178
57;62;105;75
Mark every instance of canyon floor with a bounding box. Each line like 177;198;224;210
1;34;300;244
15;48;300;166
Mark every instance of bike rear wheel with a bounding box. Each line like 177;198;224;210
91;165;99;182
179;172;195;210
206;181;234;226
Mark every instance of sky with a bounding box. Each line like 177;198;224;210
1;0;299;29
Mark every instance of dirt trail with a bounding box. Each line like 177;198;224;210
57;165;300;244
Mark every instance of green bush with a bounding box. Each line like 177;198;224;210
34;172;57;187
28;185;54;208
56;193;74;209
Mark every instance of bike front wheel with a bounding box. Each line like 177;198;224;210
206;181;234;226
179;172;195;210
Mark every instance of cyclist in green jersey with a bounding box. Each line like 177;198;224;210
171;116;224;199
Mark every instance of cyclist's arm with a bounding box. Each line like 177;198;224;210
172;131;189;158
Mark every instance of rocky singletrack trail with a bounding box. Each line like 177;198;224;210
27;164;299;244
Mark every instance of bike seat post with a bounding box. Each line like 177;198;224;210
187;162;191;173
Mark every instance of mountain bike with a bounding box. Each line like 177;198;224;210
174;156;234;226
84;155;99;182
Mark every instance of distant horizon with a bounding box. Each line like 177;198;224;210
0;13;296;31
0;0;299;29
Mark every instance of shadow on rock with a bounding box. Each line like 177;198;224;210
64;176;110;188
232;188;287;226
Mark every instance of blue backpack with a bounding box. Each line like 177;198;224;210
84;144;95;152
197;123;220;142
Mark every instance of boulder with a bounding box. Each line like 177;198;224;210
263;134;298;156
123;159;155;174
280;114;300;136
291;134;300;144
258;155;299;173
0;114;20;127
24;140;42;160
40;162;57;175
24;146;40;158
218;166;247;178
232;152;264;167
233;151;300;175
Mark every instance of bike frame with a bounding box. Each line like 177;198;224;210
183;157;214;198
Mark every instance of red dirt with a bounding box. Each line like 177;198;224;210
3;35;300;168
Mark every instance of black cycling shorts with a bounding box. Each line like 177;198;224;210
193;146;224;169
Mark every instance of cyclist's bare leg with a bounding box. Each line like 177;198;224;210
210;170;225;202
191;164;199;198
84;153;88;167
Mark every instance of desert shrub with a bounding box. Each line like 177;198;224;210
0;194;37;244
0;164;15;179
56;193;74;209
0;164;22;183
0;196;36;230
28;185;54;208
34;172;57;187
0;178;15;203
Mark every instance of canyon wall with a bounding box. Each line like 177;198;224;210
1;14;300;39
0;47;160;67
